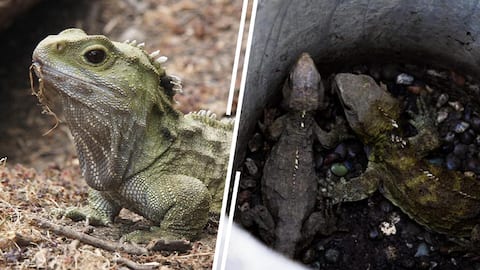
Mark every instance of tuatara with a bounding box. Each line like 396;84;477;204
259;53;338;258
326;73;480;238
30;29;232;242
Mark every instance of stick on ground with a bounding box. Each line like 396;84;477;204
31;217;148;255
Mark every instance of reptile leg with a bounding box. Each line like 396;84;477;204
322;162;385;205
314;116;352;149
302;199;337;239
239;205;275;245
122;175;211;243
407;95;440;155
65;189;121;226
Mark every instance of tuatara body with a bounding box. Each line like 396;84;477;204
326;73;480;238
259;53;337;258
30;29;232;241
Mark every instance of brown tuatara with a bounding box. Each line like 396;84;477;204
258;53;339;258
325;73;480;239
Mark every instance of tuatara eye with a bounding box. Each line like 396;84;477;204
84;49;106;64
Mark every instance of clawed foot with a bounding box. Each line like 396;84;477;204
315;116;353;149
302;199;338;240
406;94;436;132
240;205;275;245
64;206;112;226
406;94;440;153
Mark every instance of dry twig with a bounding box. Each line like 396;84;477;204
113;255;160;270
31;217;148;255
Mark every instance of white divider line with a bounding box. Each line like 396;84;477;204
212;0;259;269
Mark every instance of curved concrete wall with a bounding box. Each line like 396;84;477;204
236;0;480;166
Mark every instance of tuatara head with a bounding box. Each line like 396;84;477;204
30;29;180;191
282;53;324;112
30;28;179;123
333;73;401;140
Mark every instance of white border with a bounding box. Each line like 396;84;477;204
212;0;258;269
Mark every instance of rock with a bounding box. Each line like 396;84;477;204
323;152;341;166
436;110;448;124
330;163;348;177
454;121;470;133
436;93;449;108
324;248;340;263
449;101;464;112
471;117;480;132
244;158;259;176
334;143;347;159
396;73;414;85
414;243;429;257
248;133;263;152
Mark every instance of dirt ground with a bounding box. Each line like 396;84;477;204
0;0;244;269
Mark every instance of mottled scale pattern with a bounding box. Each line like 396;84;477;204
30;28;233;241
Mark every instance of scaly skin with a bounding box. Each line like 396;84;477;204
260;53;337;258
30;29;232;241
327;73;480;238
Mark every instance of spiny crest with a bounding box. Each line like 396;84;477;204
186;110;234;130
123;39;168;66
123;39;183;98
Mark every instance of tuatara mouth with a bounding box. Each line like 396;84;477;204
29;62;60;135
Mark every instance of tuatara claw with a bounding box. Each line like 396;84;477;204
407;95;436;131
64;206;112;226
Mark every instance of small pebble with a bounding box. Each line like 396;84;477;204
331;163;348;177
436;110;448;124
334;143;347;159
459;130;475;144
436;93;449;108
407;85;423;95
396;73;414;85
414;243;429;257
475;135;480;146
451;70;466;86
314;154;324;170
244;158;258;176
454;121;470;133
380;200;393;213
369;228;380;239
343;160;354;171
443;132;456;143
239;178;257;189
449;101;464;112
324;152;341;166
248;133;263;152
453;143;468;157
471;117;480;132
324;248;340;263
446;154;461;170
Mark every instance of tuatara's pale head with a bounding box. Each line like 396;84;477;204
333;73;400;139
282;53;324;112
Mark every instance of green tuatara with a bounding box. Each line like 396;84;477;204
30;29;232;242
326;73;480;238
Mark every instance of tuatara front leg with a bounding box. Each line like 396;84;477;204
407;95;440;156
323;162;387;205
65;189;121;226
314;116;351;149
122;174;211;243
